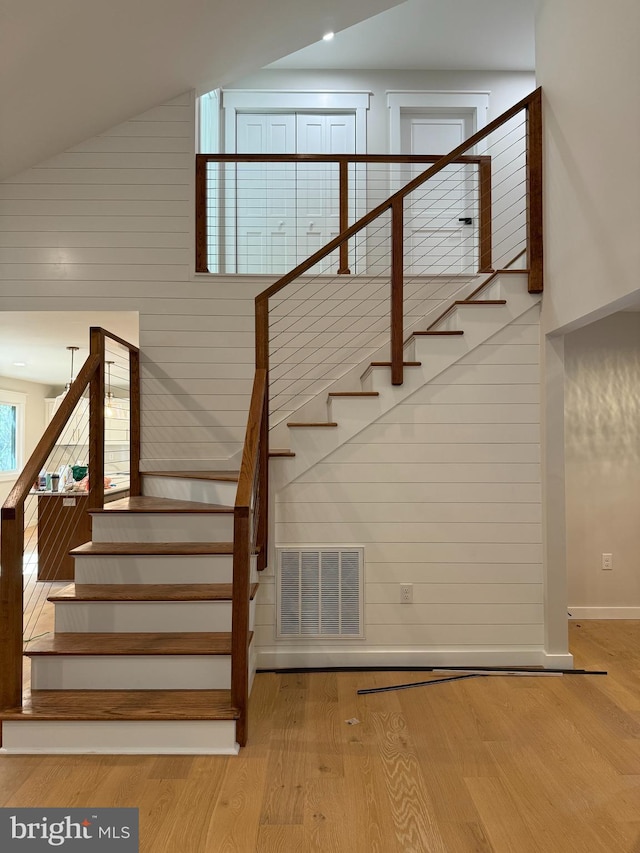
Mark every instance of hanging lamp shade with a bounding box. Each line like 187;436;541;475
51;346;80;413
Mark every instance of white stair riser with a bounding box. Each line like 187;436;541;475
141;476;237;507
91;513;233;542
54;600;256;633
435;311;460;331
0;721;238;755
275;279;538;488
30;655;231;690
327;396;383;425
73;554;238;585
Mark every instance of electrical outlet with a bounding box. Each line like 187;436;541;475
400;583;413;603
602;553;613;571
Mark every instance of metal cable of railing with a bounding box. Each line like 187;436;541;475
265;142;528;415
197;89;541;423
1;328;140;711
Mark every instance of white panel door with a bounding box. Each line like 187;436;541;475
233;112;356;273
295;113;356;269
401;112;476;275
235;113;296;274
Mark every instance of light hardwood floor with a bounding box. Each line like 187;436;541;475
2;620;640;852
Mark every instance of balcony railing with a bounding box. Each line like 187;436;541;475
196;154;495;277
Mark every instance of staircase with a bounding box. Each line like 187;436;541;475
0;89;544;753
1;472;258;754
0;270;538;754
270;270;537;489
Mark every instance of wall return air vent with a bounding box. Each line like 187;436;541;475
277;547;364;639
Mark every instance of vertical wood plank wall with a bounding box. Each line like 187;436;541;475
261;305;543;660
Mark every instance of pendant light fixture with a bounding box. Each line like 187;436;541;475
105;360;115;418
52;346;80;412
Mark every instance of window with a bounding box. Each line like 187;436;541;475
0;390;25;480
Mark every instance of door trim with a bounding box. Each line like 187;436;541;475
386;90;489;155
221;90;370;153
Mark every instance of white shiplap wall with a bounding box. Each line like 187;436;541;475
1;91;547;663
261;306;543;666
0;92;265;469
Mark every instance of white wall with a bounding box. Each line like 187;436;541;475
0;92;262;469
257;305;546;665
536;0;640;334
223;69;536;154
0;375;49;507
2;0;403;181
565;312;640;616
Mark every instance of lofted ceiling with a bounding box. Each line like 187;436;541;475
269;0;536;72
0;0;404;182
0;0;542;386
0;313;139;387
0;0;536;182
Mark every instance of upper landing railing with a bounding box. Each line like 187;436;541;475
196;152;494;277
250;88;542;387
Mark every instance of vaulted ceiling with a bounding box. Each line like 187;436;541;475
0;0;404;181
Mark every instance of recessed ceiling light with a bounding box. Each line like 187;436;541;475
13;361;27;367
322;31;334;41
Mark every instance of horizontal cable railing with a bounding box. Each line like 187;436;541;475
196;154;493;277
0;328;140;712
259;105;533;419
252;86;541;417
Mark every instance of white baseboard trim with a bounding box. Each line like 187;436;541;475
256;647;551;670
568;607;640;620
540;652;574;668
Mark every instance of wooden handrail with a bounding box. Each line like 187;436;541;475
232;368;267;746
250;88;541;393
198;153;489;164
196;152;492;275
236;370;267;508
1;353;100;519
1;328;140;713
258;88;540;302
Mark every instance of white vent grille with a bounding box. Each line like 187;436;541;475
277;547;364;639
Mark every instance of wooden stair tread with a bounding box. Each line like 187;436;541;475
70;541;235;556
143;470;239;482
327;391;379;397
287;422;338;428
1;690;239;722
412;330;465;336
269;449;295;457
454;299;507;305
24;632;243;656
370;361;422;367
90;496;233;514
48;583;259;602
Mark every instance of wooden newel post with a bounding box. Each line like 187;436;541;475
257;384;269;572
195;156;209;273
391;199;404;386
89;328;105;514
255;299;270;571
338;159;351;274
231;509;250;747
526;88;543;293
129;347;141;497
0;505;24;710
478;156;493;273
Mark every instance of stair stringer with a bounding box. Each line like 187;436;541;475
272;274;539;491
266;276;511;454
